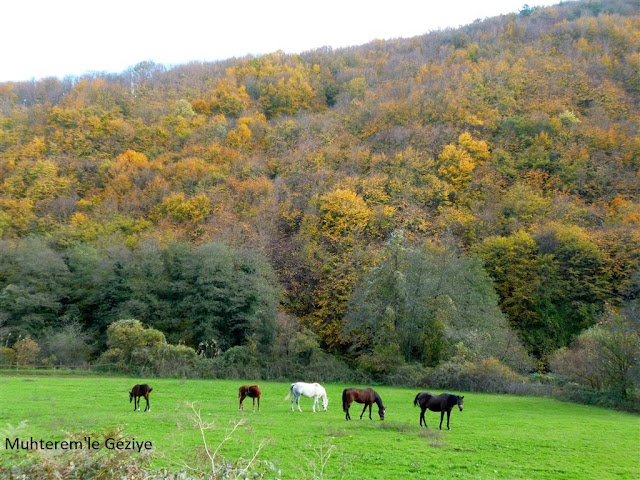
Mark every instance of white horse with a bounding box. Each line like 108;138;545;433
284;382;328;412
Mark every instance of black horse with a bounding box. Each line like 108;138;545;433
414;392;464;429
129;384;153;412
342;388;385;420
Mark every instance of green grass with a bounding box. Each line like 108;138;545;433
0;375;638;479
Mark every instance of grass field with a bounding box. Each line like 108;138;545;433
0;375;638;479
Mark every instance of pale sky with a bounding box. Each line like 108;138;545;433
2;0;563;82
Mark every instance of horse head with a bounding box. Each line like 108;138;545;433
378;407;386;420
322;394;329;411
457;396;464;411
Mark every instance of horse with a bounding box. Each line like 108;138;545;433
284;382;328;412
129;384;153;412
342;388;385;421
238;384;261;412
413;392;464;430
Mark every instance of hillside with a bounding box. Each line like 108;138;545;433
0;0;638;382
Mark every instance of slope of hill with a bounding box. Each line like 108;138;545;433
0;0;638;375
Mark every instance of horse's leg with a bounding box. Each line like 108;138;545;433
145;393;150;412
420;407;427;428
297;395;302;412
312;396;317;413
439;411;445;430
446;409;451;430
257;395;260;412
345;404;351;420
133;396;137;412
252;397;256;413
359;403;368;420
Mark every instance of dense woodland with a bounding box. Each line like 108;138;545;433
0;1;638;404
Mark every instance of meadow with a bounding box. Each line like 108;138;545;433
0;375;638;479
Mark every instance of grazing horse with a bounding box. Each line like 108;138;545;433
238;384;261;412
414;392;464;430
342;388;385;421
129;384;153;412
284;382;328;412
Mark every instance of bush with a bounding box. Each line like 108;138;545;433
553;385;640;413
383;363;432;387
38;323;94;367
98;319;199;377
426;357;529;393
0;347;15;366
13;336;40;367
550;307;640;401
1;426;153;479
212;345;262;379
0;419;278;479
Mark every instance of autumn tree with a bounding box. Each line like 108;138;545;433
298;189;373;349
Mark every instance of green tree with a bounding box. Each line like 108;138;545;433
178;242;279;353
0;238;72;337
475;225;609;359
346;231;529;373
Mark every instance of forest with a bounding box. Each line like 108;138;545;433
0;0;638;408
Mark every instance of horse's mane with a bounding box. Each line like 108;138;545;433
374;391;385;409
445;394;460;408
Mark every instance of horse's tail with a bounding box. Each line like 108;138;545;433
342;389;347;412
149;387;153;393
413;393;421;407
284;383;294;401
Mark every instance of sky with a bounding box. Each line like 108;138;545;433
2;0;563;83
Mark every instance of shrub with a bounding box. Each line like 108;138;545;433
0;426;153;479
383;363;432;387
426;357;528;393
550;307;640;401
0;347;15;366
38;323;94;367
13;336;40;367
213;345;262;379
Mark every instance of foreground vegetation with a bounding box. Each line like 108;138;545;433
0;376;638;479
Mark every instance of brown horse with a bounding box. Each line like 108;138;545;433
129;384;153;412
414;392;464;430
342;388;385;420
239;384;261;412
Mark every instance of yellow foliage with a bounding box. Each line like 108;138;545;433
108;150;151;176
438;144;476;189
210;80;250;118
318;189;372;243
0;198;35;235
226;122;252;148
69;212;102;241
159;192;212;223
457;132;490;162
438;132;490;190
20;137;47;160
